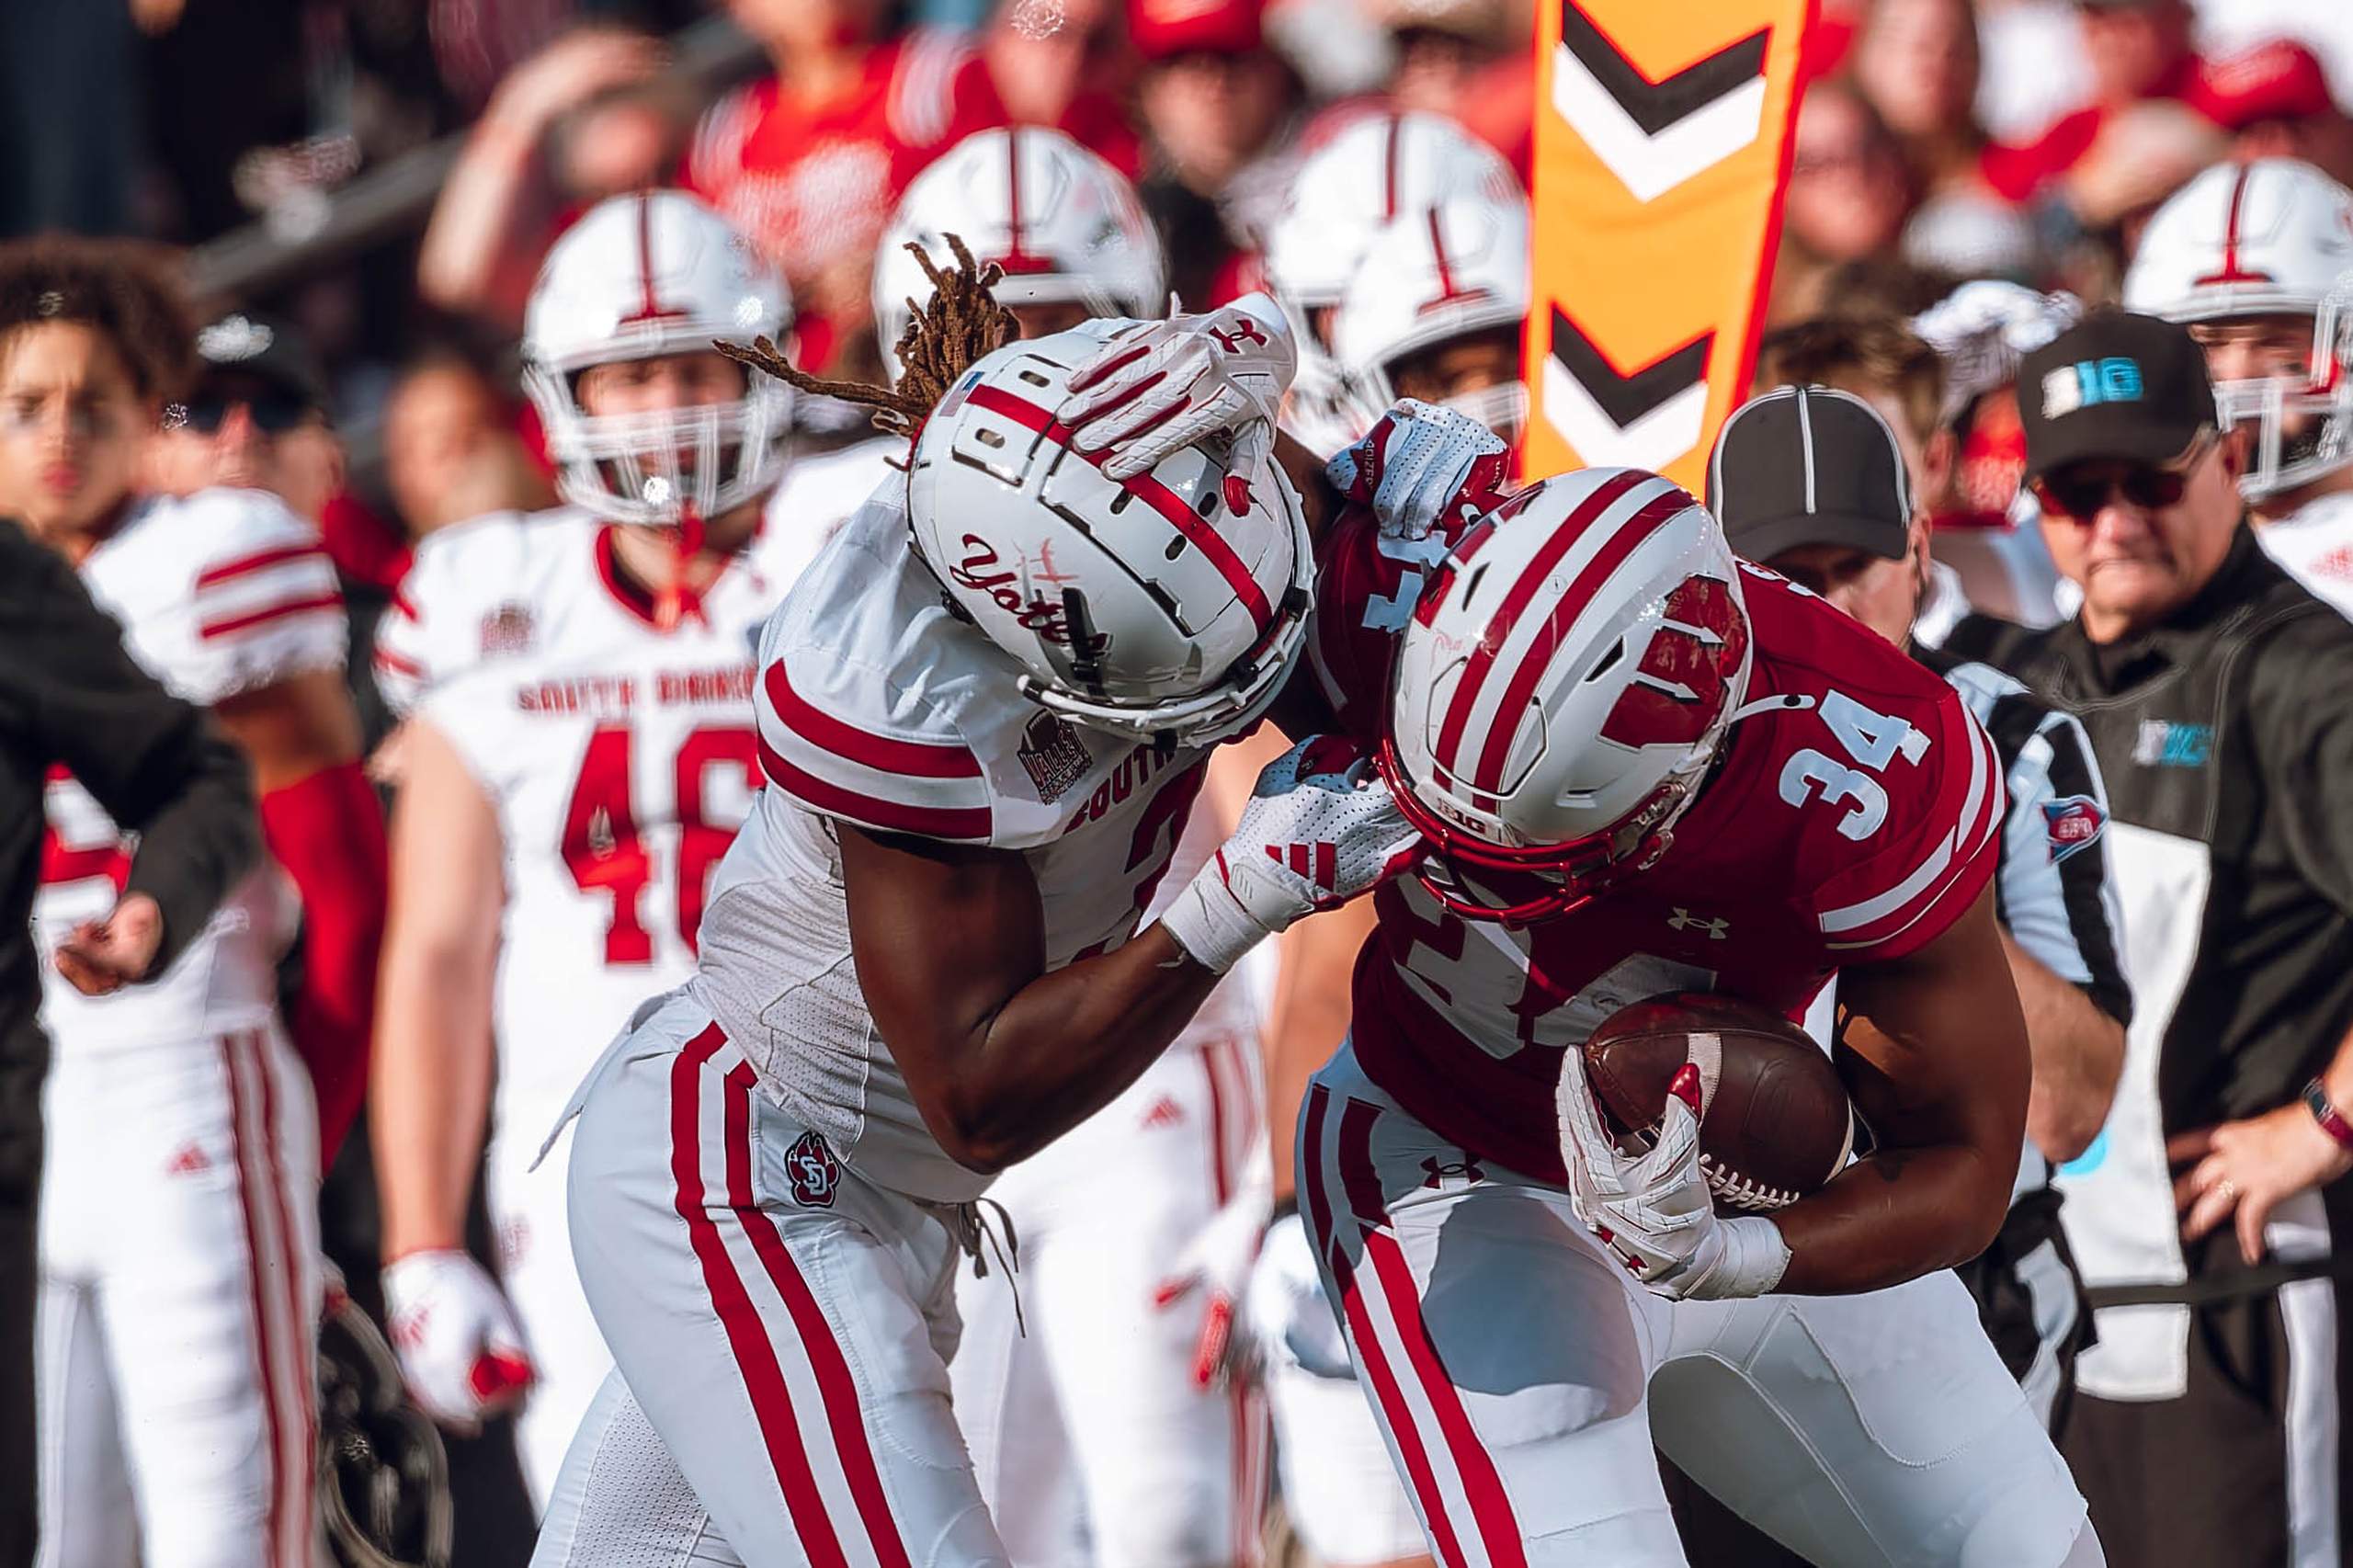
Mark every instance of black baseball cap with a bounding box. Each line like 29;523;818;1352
1706;385;1913;564
2018;310;2214;480
190;311;328;412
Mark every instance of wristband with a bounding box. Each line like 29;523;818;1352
1154;860;1271;975
2304;1079;2353;1153
1676;1215;1792;1301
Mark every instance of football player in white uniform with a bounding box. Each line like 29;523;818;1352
528;262;1415;1563
1261;110;1521;454
862;125;1280;1568
0;238;387;1567
1331;187;1531;447
2125;158;2353;616
366;189;823;1507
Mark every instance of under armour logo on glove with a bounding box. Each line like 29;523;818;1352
1057;294;1298;480
1326;399;1515;542
1209;318;1268;354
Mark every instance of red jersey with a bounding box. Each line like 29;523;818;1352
682;30;1006;358
1313;507;2005;1180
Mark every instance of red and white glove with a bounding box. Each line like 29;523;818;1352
381;1249;537;1431
1057;293;1297;480
1154;1142;1273;1388
1325;398;1515;542
1154;736;1423;974
1556;1054;1790;1301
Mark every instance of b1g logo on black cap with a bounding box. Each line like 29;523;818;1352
2041;358;2144;417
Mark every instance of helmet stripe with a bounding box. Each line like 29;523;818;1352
1463;484;1694;793
962;383;1276;631
1427;468;1651;790
2195;163;2268;288
620;192;688;326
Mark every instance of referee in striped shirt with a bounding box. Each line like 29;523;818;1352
1711;383;2133;1419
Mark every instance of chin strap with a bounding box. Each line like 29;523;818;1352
654;506;710;632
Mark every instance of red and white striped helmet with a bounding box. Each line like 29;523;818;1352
873;127;1165;374
1378;468;1753;923
522;190;794;528
1332;188;1531;440
907;326;1313;748
2123;157;2353;499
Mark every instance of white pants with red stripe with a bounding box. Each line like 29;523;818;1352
949;1031;1269;1568
37;1025;321;1568
1298;1041;2091;1568
533;992;1007;1567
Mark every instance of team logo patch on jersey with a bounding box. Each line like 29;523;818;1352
784;1131;840;1209
479;602;536;656
1017;712;1093;802
2041;795;2107;862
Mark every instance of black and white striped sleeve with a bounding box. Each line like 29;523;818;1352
1976;684;2132;1028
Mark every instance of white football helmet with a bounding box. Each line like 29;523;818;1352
1333;190;1530;440
1262;110;1519;452
874;127;1165;375
522;190;794;528
1378;469;1753;924
907;327;1313;747
2124;158;2353;500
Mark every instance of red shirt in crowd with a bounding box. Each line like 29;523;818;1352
1978;53;2218;204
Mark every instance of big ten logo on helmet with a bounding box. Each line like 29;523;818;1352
949;535;1109;653
2041;358;2143;418
784;1131;840;1209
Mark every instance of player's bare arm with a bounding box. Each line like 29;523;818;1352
369;716;504;1261
1772;884;2031;1293
2004;934;2125;1164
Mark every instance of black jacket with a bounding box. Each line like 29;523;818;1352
0;520;259;1148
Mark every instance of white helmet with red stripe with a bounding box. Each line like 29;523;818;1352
1332;189;1531;440
1378;469;1753;924
2123;157;2353;499
906;326;1313;747
1263;110;1519;451
873;128;1165;375
522;190;795;528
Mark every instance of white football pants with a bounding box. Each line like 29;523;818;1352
38;1025;321;1568
1298;1040;2093;1567
533;994;1006;1567
949;1032;1269;1568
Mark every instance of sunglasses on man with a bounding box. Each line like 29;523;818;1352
2032;431;2215;521
166;388;317;437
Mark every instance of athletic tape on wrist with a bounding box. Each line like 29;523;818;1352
1154;861;1271;974
1686;1215;1791;1301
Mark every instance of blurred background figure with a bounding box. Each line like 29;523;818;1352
1367;0;1532;174
144;310;344;522
983;0;1143;175
1771;84;1915;323
380;350;553;545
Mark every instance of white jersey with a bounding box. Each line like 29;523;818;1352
374;483;833;713
395;506;818;1130
2255;490;2353;619
765;437;899;542
693;491;1215;1202
33;489;347;1050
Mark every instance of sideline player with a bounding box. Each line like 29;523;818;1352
0;237;386;1567
529;270;1415;1562
367;188;822;1508
2125;157;2353;616
865;126;1279;1566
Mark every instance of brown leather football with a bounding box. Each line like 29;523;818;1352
1580;992;1855;1212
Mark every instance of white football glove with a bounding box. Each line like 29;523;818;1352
1154;1143;1273;1388
381;1249;537;1431
1325;398;1516;542
1556;1053;1790;1301
1057;293;1297;480
1911;281;2083;424
1245;1210;1355;1380
1155;736;1423;974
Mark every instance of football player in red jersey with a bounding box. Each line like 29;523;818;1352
1089;380;2108;1563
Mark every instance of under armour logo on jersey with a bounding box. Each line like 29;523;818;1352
1266;840;1339;892
1420;1154;1488;1189
1209;319;1268;355
784;1131;839;1209
1666;907;1729;938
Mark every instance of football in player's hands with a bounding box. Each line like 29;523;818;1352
1581;993;1855;1212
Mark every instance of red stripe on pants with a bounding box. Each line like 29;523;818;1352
722;1062;916;1568
251;1033;314;1563
1336;1097;1527;1564
1302;1087;1472;1568
669;1024;850;1568
222;1032;296;1568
